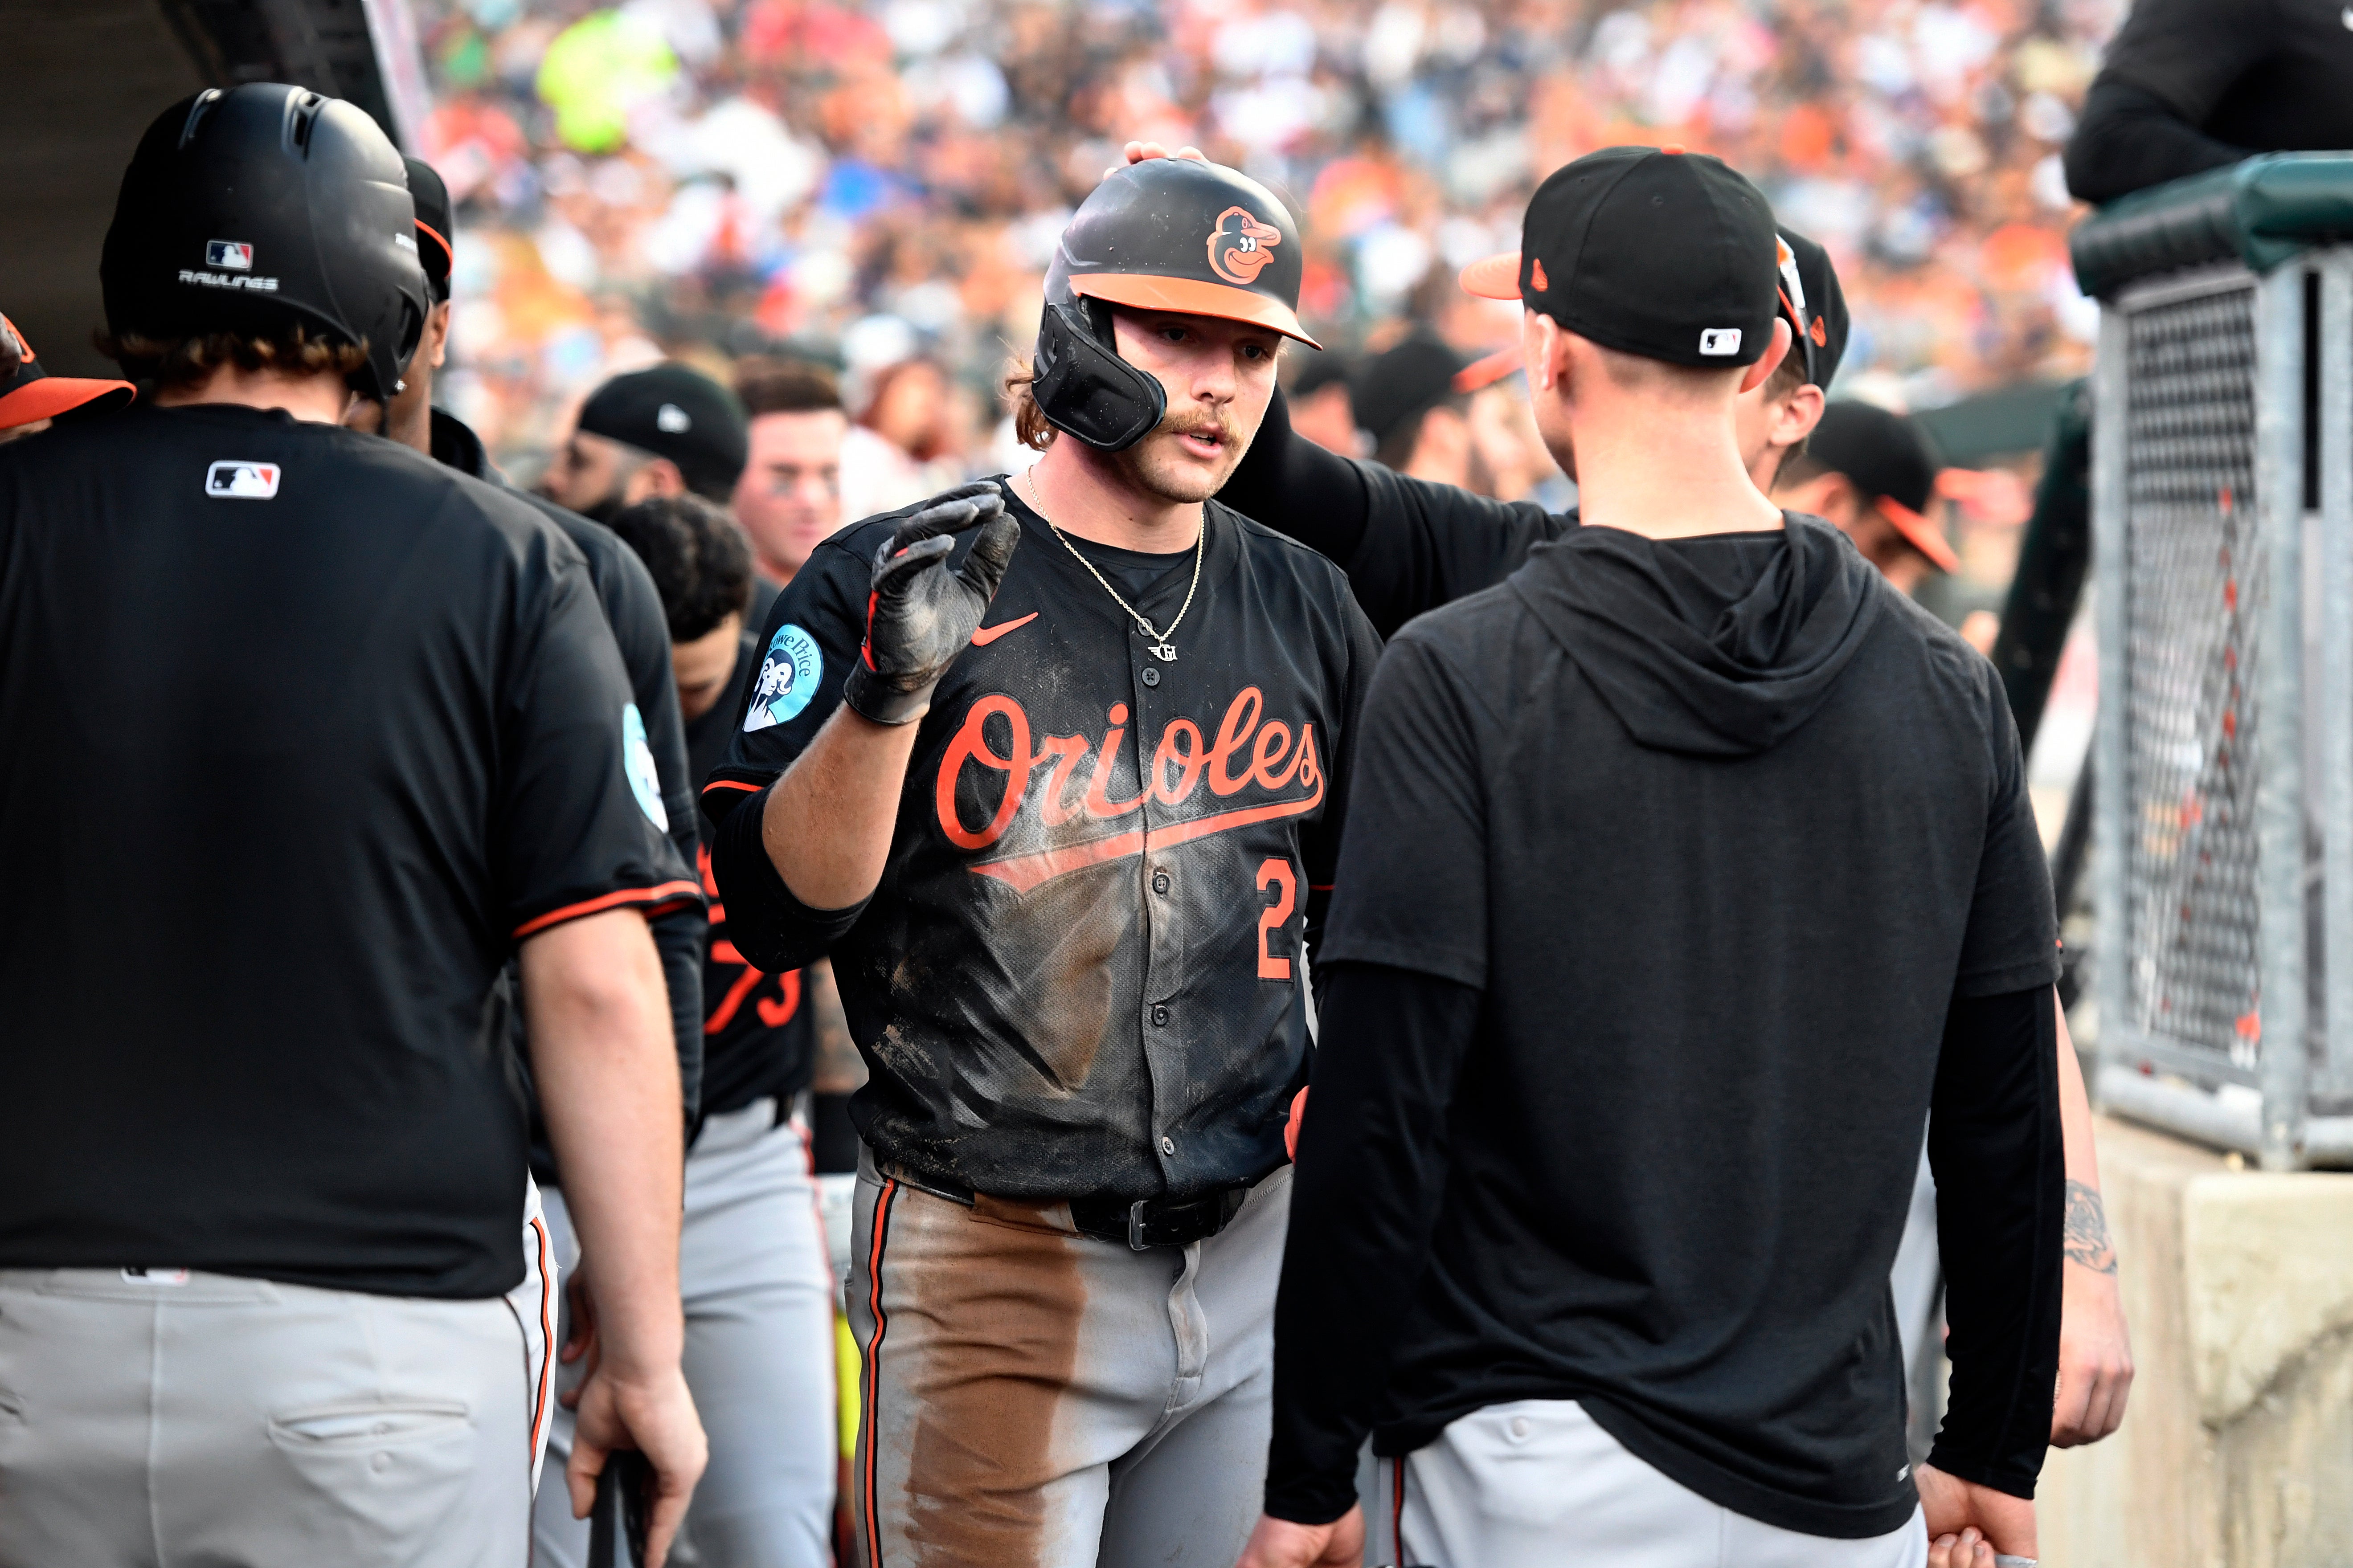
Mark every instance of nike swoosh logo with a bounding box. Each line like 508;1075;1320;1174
968;769;1325;895
970;612;1039;647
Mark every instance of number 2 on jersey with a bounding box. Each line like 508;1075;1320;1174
1256;858;1296;981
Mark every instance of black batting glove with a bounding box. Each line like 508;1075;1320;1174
841;481;1022;725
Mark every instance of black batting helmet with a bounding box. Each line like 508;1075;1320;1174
1033;157;1318;452
101;85;429;403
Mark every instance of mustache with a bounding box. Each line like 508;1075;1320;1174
1154;407;1241;445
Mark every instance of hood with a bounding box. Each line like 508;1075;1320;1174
1510;513;1883;757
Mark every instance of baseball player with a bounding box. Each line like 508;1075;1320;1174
0;308;133;440
1198;135;2134;1451
541;361;750;526
1239;144;2062;1568
702;155;1380;1568
362;152;708;1130
0;84;704;1566
591;492;844;1568
1775;400;1964;594
731;357;851;626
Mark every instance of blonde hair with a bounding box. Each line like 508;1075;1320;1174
1003;355;1057;452
97;326;369;391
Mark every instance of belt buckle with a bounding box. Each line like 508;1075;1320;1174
1127;1199;1152;1251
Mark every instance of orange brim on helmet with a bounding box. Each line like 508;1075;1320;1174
1874;495;1961;574
1068;273;1322;349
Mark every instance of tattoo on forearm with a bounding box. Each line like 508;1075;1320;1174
807;959;867;1095
2063;1179;2118;1274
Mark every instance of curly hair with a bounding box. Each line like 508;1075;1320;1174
1002;356;1058;452
603;494;756;644
96;327;370;392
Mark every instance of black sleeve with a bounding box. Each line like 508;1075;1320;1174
651;911;704;1122
708;782;869;975
2094;0;2273;131
1295;584;1386;990
1925;985;2066;1498
2063;74;2248;204
699;536;872;828
497;549;703;941
1266;961;1482;1523
1221;384;1375;565
1954;667;2062;999
1223;387;1563;639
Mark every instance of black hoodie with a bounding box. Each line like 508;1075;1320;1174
1265;516;2063;1538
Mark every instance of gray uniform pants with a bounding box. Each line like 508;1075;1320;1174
847;1150;1290;1568
0;1245;553;1567
1371;1399;1929;1568
533;1100;837;1568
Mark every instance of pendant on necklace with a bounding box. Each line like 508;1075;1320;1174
1149;642;1179;662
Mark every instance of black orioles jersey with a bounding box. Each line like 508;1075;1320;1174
704;482;1381;1202
0;404;700;1299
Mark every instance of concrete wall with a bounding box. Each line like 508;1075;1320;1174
2038;1115;2353;1566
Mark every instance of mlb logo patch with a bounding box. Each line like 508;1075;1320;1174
205;240;254;271
205;460;281;499
1698;327;1743;356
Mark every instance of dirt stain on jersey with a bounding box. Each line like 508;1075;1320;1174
894;1196;1085;1566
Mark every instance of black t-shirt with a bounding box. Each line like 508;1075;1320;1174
686;631;814;1116
705;483;1381;1201
0;405;700;1298
1265;519;2063;1537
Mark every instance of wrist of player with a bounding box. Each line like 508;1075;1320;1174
842;652;945;726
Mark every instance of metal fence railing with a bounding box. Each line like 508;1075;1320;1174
2075;155;2353;1168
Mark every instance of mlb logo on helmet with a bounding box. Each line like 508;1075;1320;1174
205;240;253;271
205;460;281;499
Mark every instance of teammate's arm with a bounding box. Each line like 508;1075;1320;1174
2051;997;2132;1445
520;906;707;1567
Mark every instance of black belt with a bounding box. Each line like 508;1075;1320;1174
881;1161;1256;1250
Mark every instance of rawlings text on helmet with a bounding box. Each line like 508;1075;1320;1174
1207;206;1283;286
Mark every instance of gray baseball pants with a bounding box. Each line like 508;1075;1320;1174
532;1099;837;1568
1371;1398;1928;1568
0;1192;556;1568
846;1150;1291;1568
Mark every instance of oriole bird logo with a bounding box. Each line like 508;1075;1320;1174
1207;206;1282;286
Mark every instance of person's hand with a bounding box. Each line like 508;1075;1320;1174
841;481;1020;725
1926;1524;1998;1568
2051;1231;2133;1445
556;1268;601;1410
1109;139;1209;177
1232;1505;1364;1568
567;1358;708;1568
1916;1464;2034;1562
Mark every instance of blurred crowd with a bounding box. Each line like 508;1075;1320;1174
413;0;2120;493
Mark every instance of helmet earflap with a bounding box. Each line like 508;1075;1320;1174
1033;297;1165;452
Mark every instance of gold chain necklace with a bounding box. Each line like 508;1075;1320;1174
1022;468;1204;662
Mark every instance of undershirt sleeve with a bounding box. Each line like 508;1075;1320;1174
1219;384;1374;567
1265;961;1482;1524
1926;985;2066;1497
1954;667;2062;998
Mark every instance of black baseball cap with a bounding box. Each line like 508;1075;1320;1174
1352;331;1467;454
404;156;454;303
1805;401;1959;572
1461;145;1778;369
578;363;750;501
1774;226;1849;390
0;313;134;429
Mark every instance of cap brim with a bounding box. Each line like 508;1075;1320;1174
1068;273;1321;348
1874;496;1960;573
1459;251;1521;301
1452;345;1522;392
0;376;136;429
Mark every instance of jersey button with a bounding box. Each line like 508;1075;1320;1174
1161;1135;1176;1156
1152;871;1171;895
1151;1004;1170;1026
1140;666;1161;687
